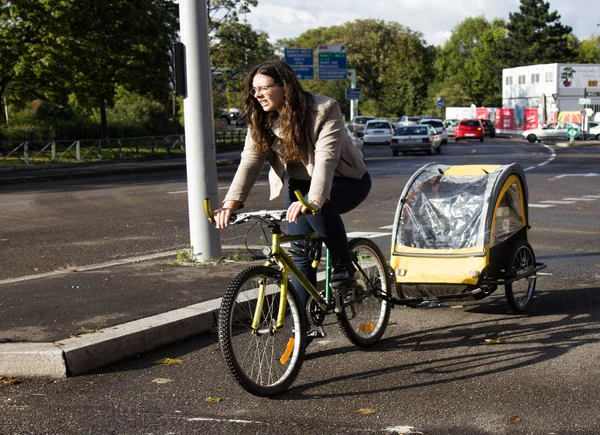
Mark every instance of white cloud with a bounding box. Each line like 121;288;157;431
242;0;598;47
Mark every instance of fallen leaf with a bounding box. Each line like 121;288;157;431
387;320;398;325
484;338;503;344
205;397;223;403
355;408;376;415
0;377;23;386
451;305;464;309
509;416;521;424
151;378;174;384
155;358;184;366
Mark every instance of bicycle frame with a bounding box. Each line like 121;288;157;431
266;227;330;330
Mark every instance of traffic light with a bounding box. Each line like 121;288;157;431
167;41;186;96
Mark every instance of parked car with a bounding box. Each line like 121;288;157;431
419;118;448;144
443;119;459;137
363;119;394;145
349;116;375;138
521;121;581;143
390;125;442;156
480;119;496;138
344;125;364;155
587;122;600;140
393;115;421;128
455;119;484;142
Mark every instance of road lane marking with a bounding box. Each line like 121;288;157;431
539;200;576;204
562;197;596;201
529;204;554;208
167;182;268;194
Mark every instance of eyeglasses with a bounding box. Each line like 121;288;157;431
250;84;279;96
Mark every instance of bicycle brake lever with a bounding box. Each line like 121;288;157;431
203;198;215;223
293;190;320;215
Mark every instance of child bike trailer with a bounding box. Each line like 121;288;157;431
389;163;546;312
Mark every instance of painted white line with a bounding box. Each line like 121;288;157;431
379;224;395;230
553;173;598;179
167;182;268;194
539;200;576;204
529;204;554;208
347;231;392;238
186;417;265;425
583;195;600;199
562;197;596;201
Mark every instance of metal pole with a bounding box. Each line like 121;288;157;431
179;0;221;260
348;68;357;120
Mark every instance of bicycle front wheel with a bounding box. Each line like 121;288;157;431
337;238;392;347
218;265;306;397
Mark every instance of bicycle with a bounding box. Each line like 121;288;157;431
204;191;393;396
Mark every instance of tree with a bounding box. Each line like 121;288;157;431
503;0;577;66
578;35;600;63
432;17;508;109
280;19;435;118
207;0;275;111
1;0;179;140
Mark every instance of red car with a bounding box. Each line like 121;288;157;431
455;119;484;142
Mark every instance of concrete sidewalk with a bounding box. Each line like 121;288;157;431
0;250;255;379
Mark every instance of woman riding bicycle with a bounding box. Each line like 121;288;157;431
213;59;371;307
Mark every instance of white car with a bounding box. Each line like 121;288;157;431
393;116;420;129
391;124;442;156
444;119;459;137
419;118;448;144
362;119;394;145
522;121;581;143
344;125;364;155
587;122;600;140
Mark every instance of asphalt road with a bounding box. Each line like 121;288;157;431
1;138;599;434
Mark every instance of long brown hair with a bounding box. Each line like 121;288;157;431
242;59;311;163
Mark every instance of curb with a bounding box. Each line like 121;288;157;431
0;297;221;378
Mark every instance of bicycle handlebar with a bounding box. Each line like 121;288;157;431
203;189;319;225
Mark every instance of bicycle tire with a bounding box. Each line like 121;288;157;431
505;240;537;313
337;238;392;347
218;265;306;397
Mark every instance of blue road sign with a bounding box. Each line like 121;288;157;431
318;45;347;80
284;48;314;79
436;98;445;108
345;88;362;100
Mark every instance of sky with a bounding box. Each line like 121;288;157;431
241;0;599;47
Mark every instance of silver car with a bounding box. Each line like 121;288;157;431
390;125;442;156
345;125;364;155
522;121;581;143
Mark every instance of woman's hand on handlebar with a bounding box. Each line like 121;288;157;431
287;195;324;223
214;200;241;229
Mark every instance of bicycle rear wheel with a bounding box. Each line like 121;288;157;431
218;265;306;397
337;238;392;347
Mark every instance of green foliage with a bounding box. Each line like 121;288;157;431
503;0;578;66
283;19;435;118
578;36;600;63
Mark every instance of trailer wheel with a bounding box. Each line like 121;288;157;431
505;240;536;313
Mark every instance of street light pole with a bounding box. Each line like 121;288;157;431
179;0;221;260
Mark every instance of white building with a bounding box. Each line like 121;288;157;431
502;63;600;122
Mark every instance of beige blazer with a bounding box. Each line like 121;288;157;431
224;93;367;206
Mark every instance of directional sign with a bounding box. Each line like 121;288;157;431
317;45;347;80
345;88;362;100
567;125;578;138
436;98;445;108
284;48;314;79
